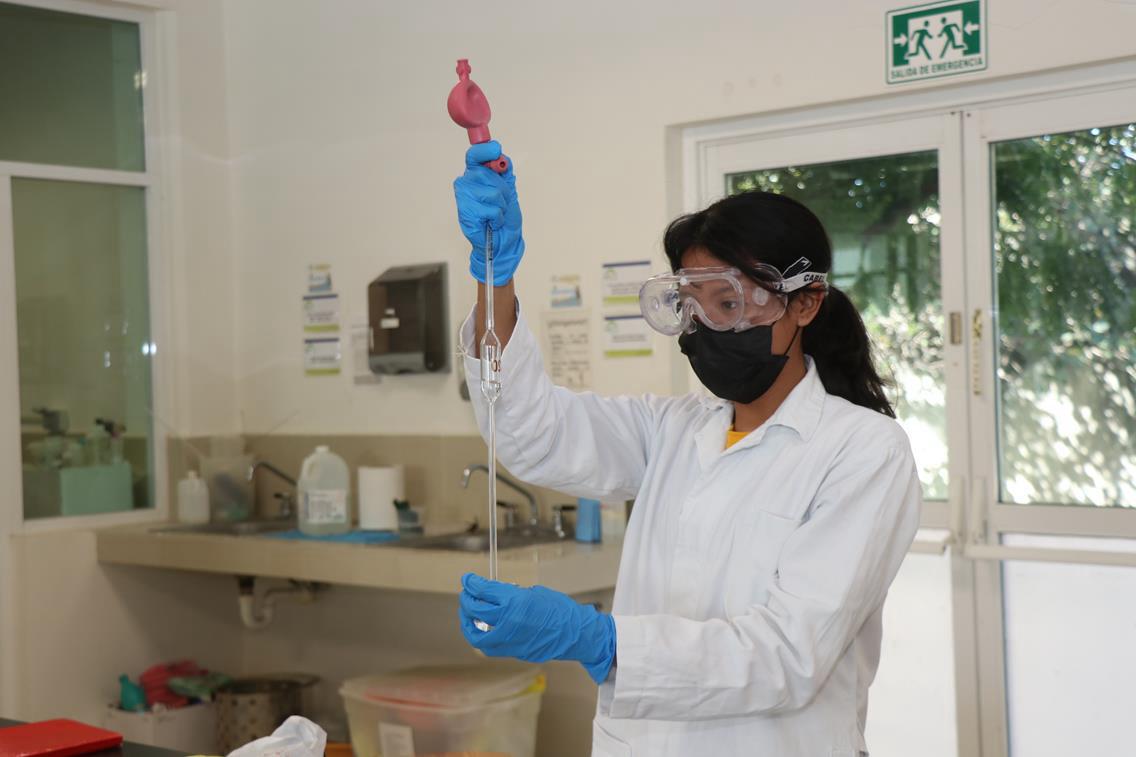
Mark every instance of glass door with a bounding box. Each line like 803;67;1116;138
696;111;970;757
962;83;1136;757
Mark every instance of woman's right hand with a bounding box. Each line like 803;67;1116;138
453;141;525;286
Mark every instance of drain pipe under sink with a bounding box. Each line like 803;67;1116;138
237;576;322;630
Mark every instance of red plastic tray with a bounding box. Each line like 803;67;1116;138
0;719;123;757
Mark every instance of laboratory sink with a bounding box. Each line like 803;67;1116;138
149;520;295;537
398;527;569;553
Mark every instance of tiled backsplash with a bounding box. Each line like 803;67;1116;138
168;434;572;527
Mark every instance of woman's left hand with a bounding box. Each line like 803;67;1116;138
458;573;616;684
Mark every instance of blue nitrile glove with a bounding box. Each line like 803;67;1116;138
453;141;525;286
458;573;616;684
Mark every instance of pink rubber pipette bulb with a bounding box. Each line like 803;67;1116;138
447;59;508;174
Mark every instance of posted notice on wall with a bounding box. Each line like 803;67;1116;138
307;263;333;293
304;337;341;376
603;315;653;358
550;273;583;309
303;293;340;332
542;310;592;391
601;260;651;307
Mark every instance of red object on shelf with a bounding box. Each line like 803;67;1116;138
140;660;207;709
0;719;122;757
447;58;509;174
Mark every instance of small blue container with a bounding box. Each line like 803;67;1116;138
575;498;602;543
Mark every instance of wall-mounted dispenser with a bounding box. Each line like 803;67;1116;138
368;263;449;374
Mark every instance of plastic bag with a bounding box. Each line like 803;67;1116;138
226;716;327;757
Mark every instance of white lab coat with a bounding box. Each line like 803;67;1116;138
461;310;921;757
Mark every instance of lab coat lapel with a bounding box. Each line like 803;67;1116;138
724;358;827;455
693;402;732;471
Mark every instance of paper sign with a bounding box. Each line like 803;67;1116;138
304;337;341;376
303;294;340;332
377;722;415;757
550;274;583;308
601;260;651;307
543;310;592;391
308;263;332;293
603;315;653;358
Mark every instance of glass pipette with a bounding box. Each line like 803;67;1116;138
474;225;502;633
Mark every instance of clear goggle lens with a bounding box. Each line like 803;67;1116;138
639;265;788;336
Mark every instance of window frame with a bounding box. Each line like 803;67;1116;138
961;83;1136;553
0;0;177;533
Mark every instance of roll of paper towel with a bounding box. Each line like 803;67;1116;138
358;465;404;531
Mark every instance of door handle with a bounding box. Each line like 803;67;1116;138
971;308;984;396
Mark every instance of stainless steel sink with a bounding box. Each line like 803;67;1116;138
398;527;569;553
149;520;295;537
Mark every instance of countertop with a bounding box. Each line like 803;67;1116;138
95;524;622;595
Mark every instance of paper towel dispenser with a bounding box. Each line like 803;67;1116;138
368;263;449;374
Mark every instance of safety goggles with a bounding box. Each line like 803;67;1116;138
638;257;827;336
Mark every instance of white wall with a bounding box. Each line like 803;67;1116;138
161;0;241;436
221;0;1136;436
8;530;243;724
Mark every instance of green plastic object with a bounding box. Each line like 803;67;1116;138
169;672;233;702
118;674;147;712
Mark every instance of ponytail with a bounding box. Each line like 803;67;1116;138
662;190;897;417
802;286;895;417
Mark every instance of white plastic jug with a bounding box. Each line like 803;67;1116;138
177;471;210;524
298;445;351;536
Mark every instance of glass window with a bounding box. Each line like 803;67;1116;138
864;538;958;757
727;151;947;499
992;123;1136;507
1002;534;1136;757
15;178;153;518
0;1;145;171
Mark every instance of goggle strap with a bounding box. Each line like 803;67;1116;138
778;271;828;292
779;257;813;279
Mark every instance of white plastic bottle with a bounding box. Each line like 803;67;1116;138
177;471;210;524
298;445;351;536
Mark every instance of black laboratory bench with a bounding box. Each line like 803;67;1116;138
0;719;184;757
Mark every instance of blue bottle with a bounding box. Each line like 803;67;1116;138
575;498;602;543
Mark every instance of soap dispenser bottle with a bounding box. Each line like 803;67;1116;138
298;445;351;536
177;470;210;524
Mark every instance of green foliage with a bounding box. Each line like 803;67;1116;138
727;123;1136;507
994;124;1136;506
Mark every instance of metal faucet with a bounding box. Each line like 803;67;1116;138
248;460;297;520
462;463;539;528
23;407;68;436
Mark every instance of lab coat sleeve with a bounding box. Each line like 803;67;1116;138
607;431;922;720
460;306;657;501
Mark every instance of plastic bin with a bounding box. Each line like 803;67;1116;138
103;703;217;753
340;663;544;757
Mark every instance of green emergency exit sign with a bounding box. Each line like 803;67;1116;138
887;0;986;84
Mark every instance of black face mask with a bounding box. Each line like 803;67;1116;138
678;324;796;404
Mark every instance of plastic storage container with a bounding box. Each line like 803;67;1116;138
201;435;254;523
298;445;351;536
177;471;210;524
340;663;544;757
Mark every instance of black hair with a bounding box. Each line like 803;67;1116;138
663;190;895;417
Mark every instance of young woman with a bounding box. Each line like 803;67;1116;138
452;141;921;757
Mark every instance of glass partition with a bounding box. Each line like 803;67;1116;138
0;1;145;171
992;123;1136;507
14;178;153;518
